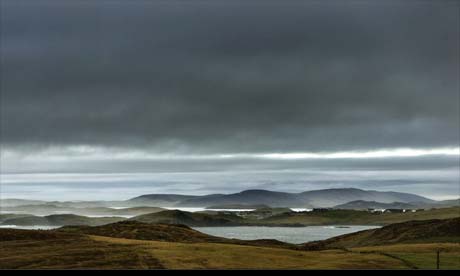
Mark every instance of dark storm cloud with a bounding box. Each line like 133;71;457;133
1;0;459;153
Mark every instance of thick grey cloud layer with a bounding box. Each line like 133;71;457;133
0;1;459;199
1;1;459;153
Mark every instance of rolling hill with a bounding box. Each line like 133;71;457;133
129;207;460;227
179;190;311;207
260;206;460;226
298;188;435;207
57;220;293;249
303;217;460;250
1;204;165;217
129;209;244;227
333;200;417;210
332;198;459;210
0;214;124;227
1;218;459;269
3;206;458;228
0;226;411;269
57;221;231;243
129;208;304;227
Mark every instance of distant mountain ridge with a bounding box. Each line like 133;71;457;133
129;188;435;208
2;188;445;210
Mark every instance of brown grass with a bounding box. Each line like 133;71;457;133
0;235;163;269
351;243;460;269
89;235;407;269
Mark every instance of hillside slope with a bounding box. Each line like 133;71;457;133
0;214;124;227
333;200;416;210
0;229;164;269
57;221;229;243
129;210;244;227
1;205;165;217
1;219;459;269
303;217;460;250
298;188;434;207
0;227;409;269
179;190;310;207
57;220;292;249
260;207;460;226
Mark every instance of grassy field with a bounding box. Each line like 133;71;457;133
1;216;459;269
57;221;295;249
302;217;460;250
351;243;460;270
1;232;457;269
1;231;458;269
0;231;406;269
0;235;164;269
89;235;408;269
260;207;460;226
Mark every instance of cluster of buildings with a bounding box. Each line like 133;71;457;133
367;208;425;214
216;207;426;218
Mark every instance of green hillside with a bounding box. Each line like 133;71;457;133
260;207;460;226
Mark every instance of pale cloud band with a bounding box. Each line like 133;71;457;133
2;146;459;164
223;148;460;160
1;146;458;200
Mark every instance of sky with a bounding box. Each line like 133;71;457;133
0;0;459;201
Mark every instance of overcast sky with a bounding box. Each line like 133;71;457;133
1;0;459;200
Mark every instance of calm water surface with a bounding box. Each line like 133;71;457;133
193;225;380;244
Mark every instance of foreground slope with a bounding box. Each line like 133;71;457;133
58;221;294;249
350;243;460;270
1;218;459;269
57;221;226;243
303;217;460;250
90;235;409;269
0;227;407;269
0;228;164;269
